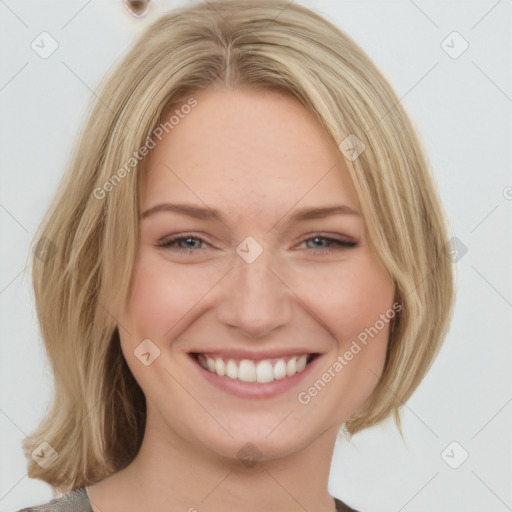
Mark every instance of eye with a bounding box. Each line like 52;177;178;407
156;233;358;256
298;234;358;255
156;234;208;253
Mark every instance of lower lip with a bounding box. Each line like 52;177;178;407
189;354;320;399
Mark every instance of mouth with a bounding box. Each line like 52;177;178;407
188;350;320;399
189;352;319;384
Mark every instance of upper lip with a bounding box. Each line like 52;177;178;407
189;349;318;361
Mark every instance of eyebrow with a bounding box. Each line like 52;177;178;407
141;202;360;223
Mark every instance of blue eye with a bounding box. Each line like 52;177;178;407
156;234;358;255
302;235;357;254
157;235;206;251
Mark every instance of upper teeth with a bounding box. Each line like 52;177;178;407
197;354;309;383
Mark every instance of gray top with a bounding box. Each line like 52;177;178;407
17;488;93;512
17;487;359;511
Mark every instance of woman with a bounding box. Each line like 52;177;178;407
19;1;455;511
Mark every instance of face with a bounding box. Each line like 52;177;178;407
118;86;395;463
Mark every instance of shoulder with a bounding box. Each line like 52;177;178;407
334;497;361;512
16;487;93;512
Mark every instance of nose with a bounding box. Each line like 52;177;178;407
216;246;292;339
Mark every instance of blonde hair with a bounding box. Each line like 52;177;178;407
24;0;455;494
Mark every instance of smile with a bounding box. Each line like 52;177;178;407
193;353;314;383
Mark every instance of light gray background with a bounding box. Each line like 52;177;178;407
1;1;511;511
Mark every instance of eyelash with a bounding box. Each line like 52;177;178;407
156;234;358;255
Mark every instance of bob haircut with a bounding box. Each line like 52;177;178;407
24;0;455;494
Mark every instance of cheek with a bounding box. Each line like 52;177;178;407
292;256;395;424
122;253;218;340
117;252;222;398
299;254;394;383
298;252;395;343
341;262;394;346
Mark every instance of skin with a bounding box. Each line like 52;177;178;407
86;86;395;512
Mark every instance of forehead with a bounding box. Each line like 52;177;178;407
142;87;360;217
